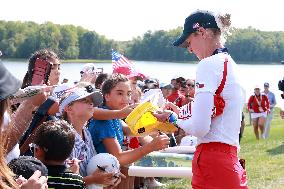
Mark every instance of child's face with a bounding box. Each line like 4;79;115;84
105;81;132;110
67;96;94;121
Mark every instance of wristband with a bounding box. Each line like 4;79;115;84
167;112;179;128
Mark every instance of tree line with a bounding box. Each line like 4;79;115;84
0;20;284;63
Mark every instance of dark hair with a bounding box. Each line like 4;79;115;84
34;120;75;162
95;73;110;89
101;74;129;105
0;99;18;188
22;49;59;88
180;81;187;89
8;156;48;179
176;77;186;84
101;74;129;95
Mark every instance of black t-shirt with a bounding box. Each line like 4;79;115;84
47;164;86;189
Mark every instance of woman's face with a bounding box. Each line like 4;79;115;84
48;58;61;86
105;81;132;110
67;96;94;121
186;32;204;60
186;28;214;60
254;88;260;95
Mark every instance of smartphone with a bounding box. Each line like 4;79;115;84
31;58;52;85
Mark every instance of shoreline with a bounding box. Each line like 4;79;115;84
1;58;282;65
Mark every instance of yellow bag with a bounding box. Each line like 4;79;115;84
126;101;177;135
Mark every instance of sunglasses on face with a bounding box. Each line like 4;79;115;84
187;84;195;87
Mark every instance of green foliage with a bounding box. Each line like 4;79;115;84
0;20;114;60
0;20;284;62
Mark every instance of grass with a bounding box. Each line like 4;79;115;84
160;108;284;189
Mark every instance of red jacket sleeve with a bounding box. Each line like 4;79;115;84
247;95;253;110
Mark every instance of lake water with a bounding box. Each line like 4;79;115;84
2;60;284;107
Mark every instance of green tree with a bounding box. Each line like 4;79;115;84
59;25;79;59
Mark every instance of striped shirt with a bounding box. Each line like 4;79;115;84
47;164;86;189
69;127;97;177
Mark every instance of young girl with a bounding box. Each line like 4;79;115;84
88;74;170;189
59;87;121;188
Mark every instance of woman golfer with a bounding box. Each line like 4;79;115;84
173;10;248;189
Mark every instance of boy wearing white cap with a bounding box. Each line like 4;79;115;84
59;87;122;188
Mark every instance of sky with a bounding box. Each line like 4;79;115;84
0;0;283;41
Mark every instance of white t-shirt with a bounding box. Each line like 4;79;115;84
177;53;246;148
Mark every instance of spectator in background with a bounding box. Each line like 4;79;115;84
262;82;276;138
79;63;97;84
167;77;186;107
180;81;192;104
186;79;195;98
160;83;173;99
95;73;110;90
22;49;61;88
278;78;284;119
17;49;61;155
61;78;69;84
247;86;270;139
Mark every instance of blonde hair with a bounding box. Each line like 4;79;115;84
0;100;19;189
214;12;232;43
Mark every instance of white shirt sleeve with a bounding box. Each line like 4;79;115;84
195;59;218;94
177;92;214;138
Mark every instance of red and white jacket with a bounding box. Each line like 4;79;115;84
247;94;270;113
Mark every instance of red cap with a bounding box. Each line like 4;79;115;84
113;66;145;80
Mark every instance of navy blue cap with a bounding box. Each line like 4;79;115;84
173;10;219;48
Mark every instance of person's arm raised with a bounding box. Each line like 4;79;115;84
93;104;138;120
6;92;49;152
103;134;170;166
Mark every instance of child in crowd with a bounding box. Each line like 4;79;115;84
59;87;121;187
0;62;48;189
8;156;48;182
88;74;170;189
33;120;86;189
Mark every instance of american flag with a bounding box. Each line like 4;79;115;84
111;49;133;70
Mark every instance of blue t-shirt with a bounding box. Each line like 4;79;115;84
88;117;124;154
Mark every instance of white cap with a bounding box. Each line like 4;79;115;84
254;85;261;89
59;87;103;115
52;83;76;100
80;63;97;75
